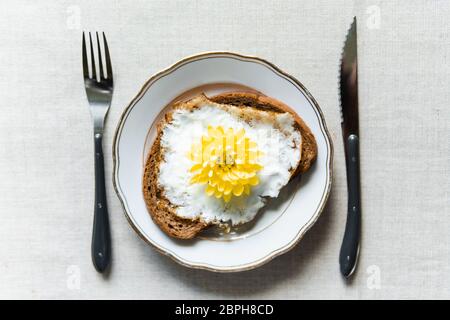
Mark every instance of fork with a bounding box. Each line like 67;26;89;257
82;32;113;273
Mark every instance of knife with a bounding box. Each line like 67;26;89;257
339;17;361;278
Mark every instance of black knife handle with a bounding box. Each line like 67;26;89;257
339;134;361;278
91;133;111;273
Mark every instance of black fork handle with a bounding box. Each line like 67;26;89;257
91;133;111;273
339;134;361;277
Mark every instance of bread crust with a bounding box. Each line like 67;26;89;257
142;93;317;239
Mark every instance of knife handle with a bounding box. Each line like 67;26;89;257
92;133;111;273
339;134;361;278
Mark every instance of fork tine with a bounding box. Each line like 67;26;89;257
96;32;104;79
102;32;113;80
82;32;89;79
89;32;97;80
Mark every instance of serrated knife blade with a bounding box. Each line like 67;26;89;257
340;17;359;138
338;17;361;278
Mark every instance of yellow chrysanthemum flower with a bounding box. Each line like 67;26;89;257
187;126;263;202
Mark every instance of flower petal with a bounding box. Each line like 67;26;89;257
232;184;244;196
206;184;215;196
223;193;232;203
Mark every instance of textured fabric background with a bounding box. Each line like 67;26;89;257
0;0;449;299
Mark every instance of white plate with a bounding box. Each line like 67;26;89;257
113;52;333;272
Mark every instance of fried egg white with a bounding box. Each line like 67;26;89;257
158;102;301;225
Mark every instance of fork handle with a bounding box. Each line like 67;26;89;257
91;132;111;273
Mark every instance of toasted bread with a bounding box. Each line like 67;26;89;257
142;93;317;239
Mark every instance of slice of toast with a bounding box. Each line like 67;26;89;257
142;93;317;239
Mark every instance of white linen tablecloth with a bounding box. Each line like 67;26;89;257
0;0;449;299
